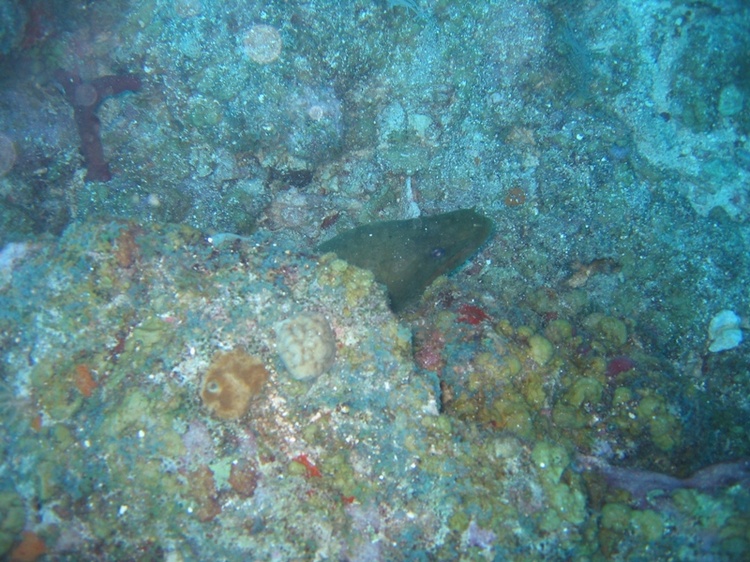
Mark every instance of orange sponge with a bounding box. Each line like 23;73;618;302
200;349;269;420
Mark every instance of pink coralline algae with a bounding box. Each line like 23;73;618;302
180;420;216;467
414;330;446;371
464;520;497;549
55;69;141;181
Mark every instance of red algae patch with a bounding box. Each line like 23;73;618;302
200;349;269;420
243;24;283;64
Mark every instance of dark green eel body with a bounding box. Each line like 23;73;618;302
317;209;492;312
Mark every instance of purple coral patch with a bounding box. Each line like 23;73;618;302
464;520;496;549
606;355;636;378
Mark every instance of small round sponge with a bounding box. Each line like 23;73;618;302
276;312;336;380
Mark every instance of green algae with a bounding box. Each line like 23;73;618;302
127;316;175;353
490;394;535;439
0;490;25;556
613;386;633;405
545;318;574;343
528;334;555;366
317;209;492;312
584;314;628;348
563;377;604;408
635;394;681;452
532;441;587;532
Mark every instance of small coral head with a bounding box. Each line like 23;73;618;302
276;312;336;381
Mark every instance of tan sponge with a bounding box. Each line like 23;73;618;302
200;348;269;419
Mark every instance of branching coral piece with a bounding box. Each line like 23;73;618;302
54;69;141;182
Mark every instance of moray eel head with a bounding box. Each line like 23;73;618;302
317;209;492;312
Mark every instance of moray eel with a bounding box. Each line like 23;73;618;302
317;209;492;312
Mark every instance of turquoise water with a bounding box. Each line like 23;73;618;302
0;1;748;560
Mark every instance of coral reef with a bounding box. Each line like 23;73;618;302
0;220;747;559
0;132;15;176
0;0;26;55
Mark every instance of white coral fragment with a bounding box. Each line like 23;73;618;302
707;310;743;353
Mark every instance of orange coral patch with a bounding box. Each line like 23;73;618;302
74;364;97;397
228;459;259;497
200;349;269;420
10;531;47;562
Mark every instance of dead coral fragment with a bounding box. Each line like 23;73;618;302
54;69;141;182
200;349;269;420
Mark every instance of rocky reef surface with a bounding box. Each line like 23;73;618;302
0;0;749;559
0;220;746;560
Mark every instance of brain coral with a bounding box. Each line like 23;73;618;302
200;349;269;420
276;312;336;380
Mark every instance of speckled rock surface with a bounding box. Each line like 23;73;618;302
0;220;440;559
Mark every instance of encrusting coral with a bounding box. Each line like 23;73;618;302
200;349;269;420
